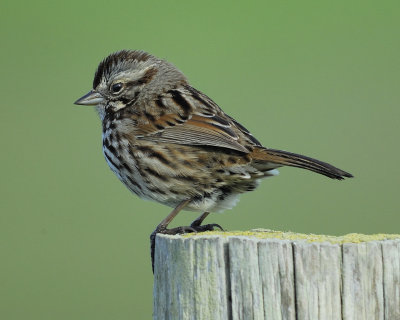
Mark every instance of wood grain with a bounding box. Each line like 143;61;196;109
153;232;400;320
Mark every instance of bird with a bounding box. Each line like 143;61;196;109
74;50;353;270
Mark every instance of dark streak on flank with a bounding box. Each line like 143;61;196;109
104;151;120;169
227;157;237;164
127;148;135;159
147;186;167;196
192;194;203;202
204;191;212;198
151;150;173;167
196;156;208;165
192;191;212;202
115;132;121;142
106;143;117;155
243;154;251;162
127;176;142;191
103;121;116;131
174;175;196;183
168;188;181;195
181;160;192;167
102;137;109;147
144;167;169;182
136;145;174;167
122;162;133;173
218;186;232;201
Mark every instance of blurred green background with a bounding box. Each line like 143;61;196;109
1;0;399;319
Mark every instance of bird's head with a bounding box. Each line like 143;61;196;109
74;50;187;118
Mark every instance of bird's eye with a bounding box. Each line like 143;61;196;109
111;82;123;94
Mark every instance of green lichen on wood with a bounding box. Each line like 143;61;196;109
183;229;400;244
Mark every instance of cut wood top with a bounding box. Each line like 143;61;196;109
182;228;400;243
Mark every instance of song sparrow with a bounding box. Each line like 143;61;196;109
75;50;353;270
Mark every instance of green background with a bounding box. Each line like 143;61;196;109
1;1;399;319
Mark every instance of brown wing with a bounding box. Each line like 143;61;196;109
135;86;262;153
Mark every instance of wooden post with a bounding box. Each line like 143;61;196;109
153;230;400;320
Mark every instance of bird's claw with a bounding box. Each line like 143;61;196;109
151;223;224;272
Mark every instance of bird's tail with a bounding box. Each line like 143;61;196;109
251;147;353;180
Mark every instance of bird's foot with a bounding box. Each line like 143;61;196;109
150;223;223;272
190;220;224;232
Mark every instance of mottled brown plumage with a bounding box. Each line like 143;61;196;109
75;50;353;270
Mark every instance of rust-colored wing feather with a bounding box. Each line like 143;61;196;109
136;86;261;153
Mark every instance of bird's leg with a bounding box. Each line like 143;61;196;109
190;212;224;232
151;199;194;271
150;203;224;272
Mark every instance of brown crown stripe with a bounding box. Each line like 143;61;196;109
93;50;152;88
126;68;157;87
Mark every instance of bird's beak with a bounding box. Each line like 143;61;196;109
74;90;104;106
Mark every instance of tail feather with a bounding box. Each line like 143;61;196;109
252;148;353;180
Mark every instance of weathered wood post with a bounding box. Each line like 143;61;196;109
153;230;400;320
